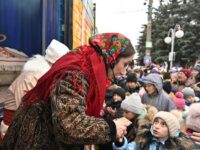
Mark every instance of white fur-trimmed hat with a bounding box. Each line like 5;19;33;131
45;39;69;63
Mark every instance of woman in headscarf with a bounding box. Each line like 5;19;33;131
1;33;135;150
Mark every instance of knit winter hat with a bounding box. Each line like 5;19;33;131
113;87;126;100
45;39;69;64
179;69;192;78
186;103;200;132
153;111;180;137
126;72;137;83
182;87;195;99
121;93;144;114
174;92;185;110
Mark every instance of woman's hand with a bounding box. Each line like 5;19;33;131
113;117;131;142
191;132;200;146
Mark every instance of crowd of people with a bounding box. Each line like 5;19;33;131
0;33;200;150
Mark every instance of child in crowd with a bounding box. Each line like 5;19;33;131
125;72;140;95
173;92;186;111
163;80;176;99
113;111;196;150
120;93;145;142
182;87;200;106
98;87;126;150
133;69;144;80
104;86;126;119
141;73;176;111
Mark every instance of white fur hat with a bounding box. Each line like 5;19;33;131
45;39;69;63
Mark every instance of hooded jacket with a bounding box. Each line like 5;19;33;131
141;73;176;111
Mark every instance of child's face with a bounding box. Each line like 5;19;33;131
113;94;122;102
145;83;157;95
127;82;137;89
135;72;141;79
187;96;195;103
123;110;136;120
152;118;169;140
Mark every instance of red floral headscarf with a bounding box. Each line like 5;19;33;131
89;33;130;65
23;33;132;117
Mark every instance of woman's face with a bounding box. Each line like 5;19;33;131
113;56;133;77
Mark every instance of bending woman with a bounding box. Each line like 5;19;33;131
1;33;135;150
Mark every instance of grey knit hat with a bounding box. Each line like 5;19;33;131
121;93;144;114
153;111;180;137
182;87;195;99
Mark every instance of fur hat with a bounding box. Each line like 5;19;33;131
179;69;192;78
126;72;137;83
45;39;69;64
137;105;158;127
174;92;185;110
140;105;158;122
113;87;126;100
121;93;144;114
182;87;195;99
153;111;180;137
186;103;200;132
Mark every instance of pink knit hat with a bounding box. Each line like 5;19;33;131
174;92;185;110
